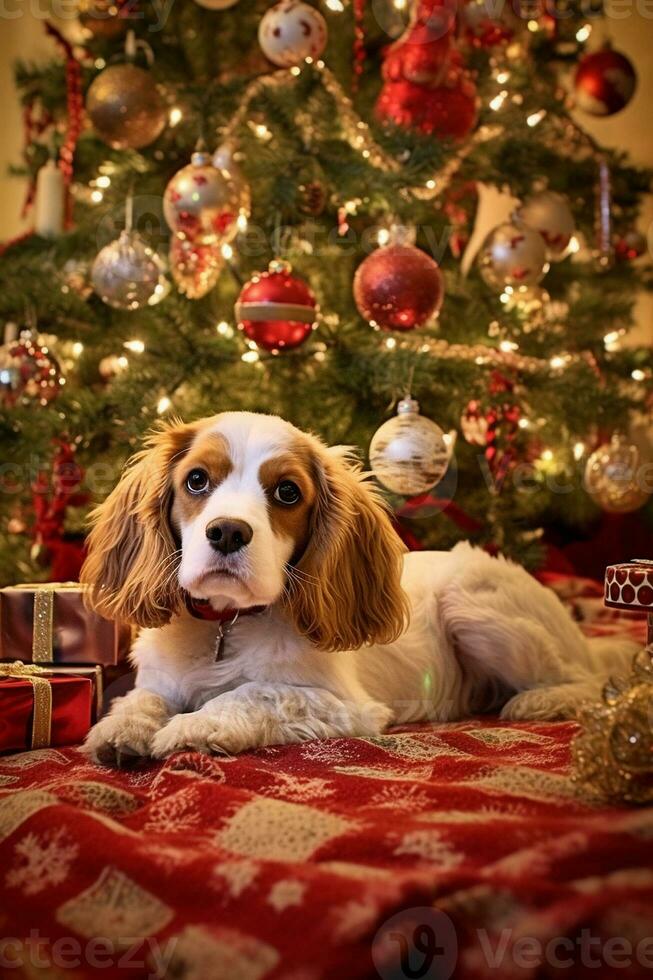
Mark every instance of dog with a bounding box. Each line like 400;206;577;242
81;411;635;765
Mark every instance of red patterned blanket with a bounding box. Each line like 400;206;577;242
0;577;651;980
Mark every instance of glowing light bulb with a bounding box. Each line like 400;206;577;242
573;442;586;461
576;24;591;42
242;350;260;363
124;339;145;353
90;190;103;204
489;91;508;111
326;0;344;9
221;243;234;260
632;369;645;381
157;396;171;414
169;107;183;127
216;321;233;338
71;342;84;358
385;337;397;350
527;110;546;128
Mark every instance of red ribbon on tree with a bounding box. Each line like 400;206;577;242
31;440;89;580
483;372;521;489
394;493;483;550
42;22;84;226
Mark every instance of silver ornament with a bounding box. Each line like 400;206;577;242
478;222;549;290
516;191;575;260
369;396;451;496
585;434;650;514
211;144;251;220
258;0;328;68
163;150;245;246
92;230;168;311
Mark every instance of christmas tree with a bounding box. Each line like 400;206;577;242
1;0;651;584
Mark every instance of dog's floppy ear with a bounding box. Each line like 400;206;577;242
284;444;409;652
80;419;198;628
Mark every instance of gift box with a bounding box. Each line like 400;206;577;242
0;661;93;752
0;582;131;666
44;664;104;721
605;560;653;644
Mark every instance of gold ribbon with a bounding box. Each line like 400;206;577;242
12;582;84;663
0;661;52;749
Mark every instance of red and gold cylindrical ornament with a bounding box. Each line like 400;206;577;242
235;260;318;352
605;561;653;646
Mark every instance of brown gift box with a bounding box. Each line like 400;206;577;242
0;583;131;667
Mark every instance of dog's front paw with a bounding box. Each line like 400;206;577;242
83;713;162;767
150;710;252;759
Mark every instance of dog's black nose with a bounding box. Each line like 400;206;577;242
205;518;253;555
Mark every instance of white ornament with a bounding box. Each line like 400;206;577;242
516;192;575;260
92;230;168;311
369;396;450;497
258;1;328;68
478;222;549;290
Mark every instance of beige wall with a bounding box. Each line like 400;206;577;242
1;7;651;336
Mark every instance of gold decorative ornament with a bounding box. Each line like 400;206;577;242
86;63;166;150
572;647;653;804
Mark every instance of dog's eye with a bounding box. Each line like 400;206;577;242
186;468;209;494
274;480;301;505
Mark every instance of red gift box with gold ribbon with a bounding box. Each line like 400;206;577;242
0;662;93;753
0;582;131;666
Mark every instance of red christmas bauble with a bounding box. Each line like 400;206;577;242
460;399;488;446
376;75;477;140
614;230;647;262
574;46;637;117
0;335;64;407
353;244;444;331
235;260;317;352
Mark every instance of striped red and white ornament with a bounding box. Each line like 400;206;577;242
235;259;318;352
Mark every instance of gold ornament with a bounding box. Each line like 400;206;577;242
78;0;127;39
169;238;224;300
572;648;653;804
86;63;167;150
584;433;650;514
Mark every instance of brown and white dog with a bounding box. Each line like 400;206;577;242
82;411;634;765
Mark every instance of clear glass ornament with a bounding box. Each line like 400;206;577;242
585;433;650;514
369;396;451;496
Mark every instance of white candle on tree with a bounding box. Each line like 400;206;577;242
34;158;65;238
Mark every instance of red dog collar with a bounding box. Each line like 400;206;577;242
185;596;266;623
